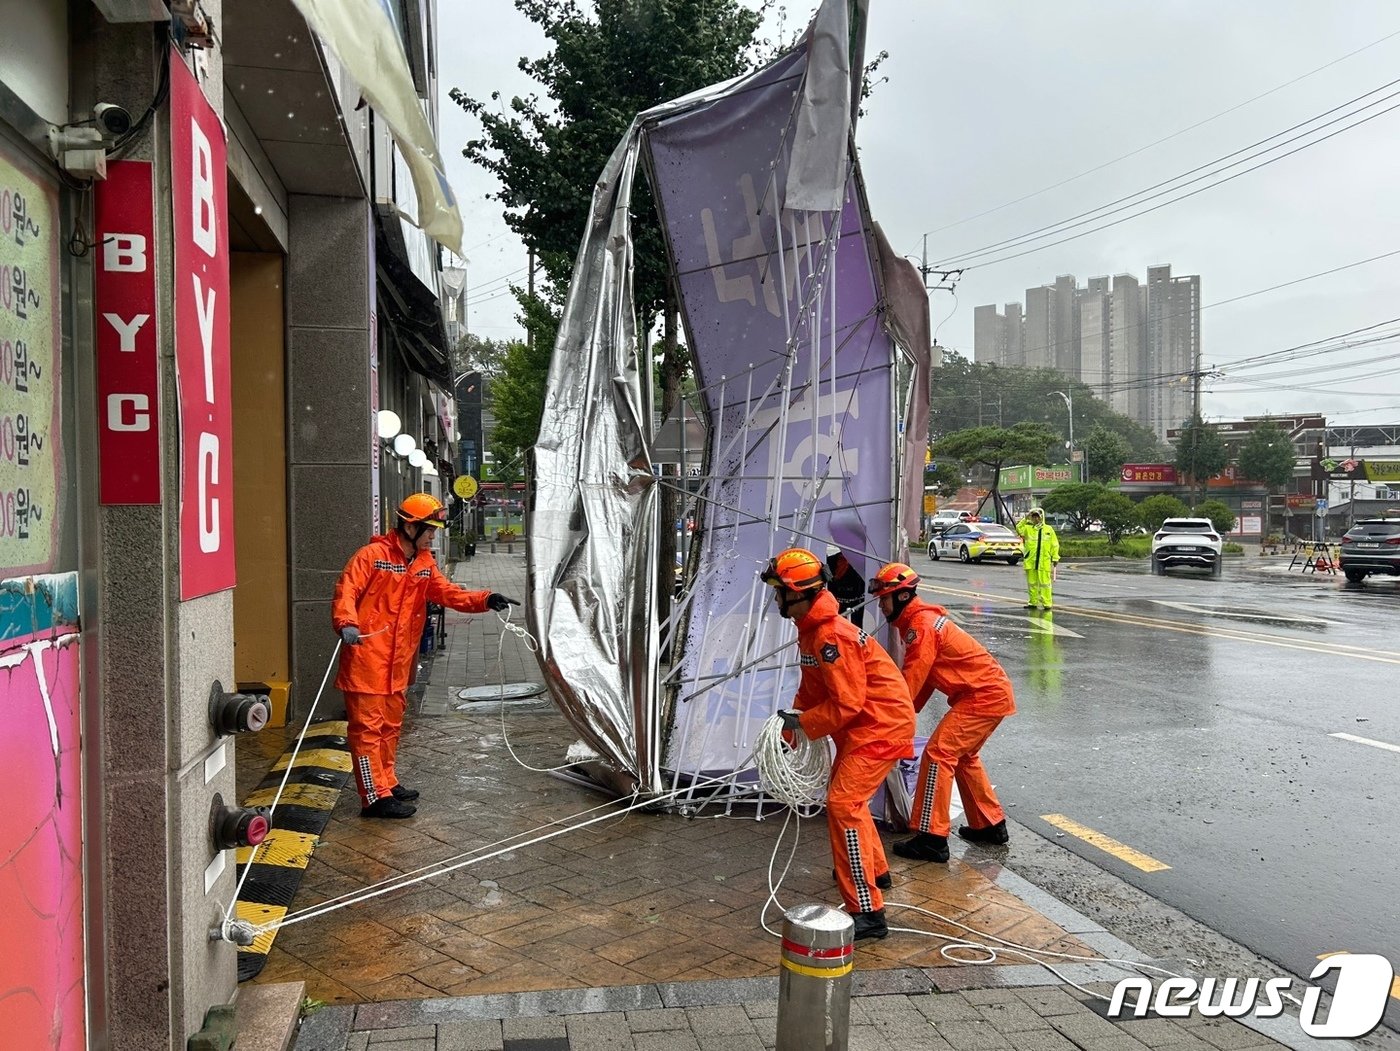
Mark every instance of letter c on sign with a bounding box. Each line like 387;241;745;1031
1300;953;1393;1039
107;394;151;433
198;432;219;553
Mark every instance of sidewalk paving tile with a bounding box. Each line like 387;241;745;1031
263;554;1293;1051
436;1020;504;1051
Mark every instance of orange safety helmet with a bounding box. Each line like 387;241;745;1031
867;562;921;598
759;547;831;592
396;492;448;529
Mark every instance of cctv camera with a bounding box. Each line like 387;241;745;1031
93;103;133;139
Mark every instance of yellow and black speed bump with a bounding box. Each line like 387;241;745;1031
235;720;351;981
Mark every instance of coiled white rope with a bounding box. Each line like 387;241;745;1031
753;713;829;813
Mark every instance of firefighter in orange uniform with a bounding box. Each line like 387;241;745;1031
868;563;1015;862
763;548;916;941
333;494;518;818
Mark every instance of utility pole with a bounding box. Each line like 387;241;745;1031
1192;340;1202;423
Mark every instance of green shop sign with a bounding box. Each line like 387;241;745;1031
998;464;1078;491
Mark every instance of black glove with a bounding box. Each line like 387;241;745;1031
339;626;361;645
778;710;802;732
487;593;520;612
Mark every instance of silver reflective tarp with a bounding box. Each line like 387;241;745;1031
527;0;928;800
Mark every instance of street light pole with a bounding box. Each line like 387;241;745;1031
1051;390;1075;481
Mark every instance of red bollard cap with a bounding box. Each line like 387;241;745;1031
246;814;270;846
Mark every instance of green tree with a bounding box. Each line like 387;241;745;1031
1040;482;1110;532
924;460;964;499
450;0;763;422
1237;421;1295;535
1088;491;1140;544
1080;424;1132;484
932;423;1057;524
490;335;553;453
1192;499;1237;535
927;351;1170;462
452;332;510;379
1138;494;1191;533
1237;422;1296;489
1174;415;1229;502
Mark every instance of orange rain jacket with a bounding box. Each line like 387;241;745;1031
891;596;1016;717
792;590;915;760
331;533;492;695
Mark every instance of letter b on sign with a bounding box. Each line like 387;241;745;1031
103;234;148;273
191;118;217;257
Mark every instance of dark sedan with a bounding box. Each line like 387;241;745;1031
1339;516;1400;583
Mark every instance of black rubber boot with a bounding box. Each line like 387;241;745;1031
851;908;888;941
958;819;1009;845
892;833;949;863
361;797;416;819
391;784;420;801
833;868;892;890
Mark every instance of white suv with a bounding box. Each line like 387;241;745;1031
1150;517;1223;577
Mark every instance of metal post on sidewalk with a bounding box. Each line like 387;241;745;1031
776;904;854;1051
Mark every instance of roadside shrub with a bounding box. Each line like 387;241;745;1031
1192;499;1237;535
1137;494;1190;532
1088;491;1140;544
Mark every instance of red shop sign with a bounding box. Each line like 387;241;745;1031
94;161;160;504
1120;463;1177;485
170;51;235;599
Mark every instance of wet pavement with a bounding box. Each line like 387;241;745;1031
907;547;1400;1031
233;548;1397;1049
239;552;1088;1005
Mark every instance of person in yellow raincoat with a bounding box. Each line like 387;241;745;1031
1015;508;1060;609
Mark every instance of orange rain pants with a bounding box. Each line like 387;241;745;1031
344;691;407;807
790;589;916;914
893;597;1015;837
909;709;1007;837
828;751;898;913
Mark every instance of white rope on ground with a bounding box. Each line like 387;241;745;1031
220;632;362;924
240;762;761;937
742;714;1261;1004
486;607;580;776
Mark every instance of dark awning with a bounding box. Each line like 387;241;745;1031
374;208;450;388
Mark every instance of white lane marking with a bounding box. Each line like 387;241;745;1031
1328;732;1400;755
1153;600;1346;627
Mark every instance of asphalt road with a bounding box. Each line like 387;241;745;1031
908;547;1400;1022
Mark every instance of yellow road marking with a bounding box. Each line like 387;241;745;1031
236;827;320;869
1041;814;1171;873
234;900;286;956
1317;952;1400;1000
271;747;353;773
243;782;341;810
918;581;1400;665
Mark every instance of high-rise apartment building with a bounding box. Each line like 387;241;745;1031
972;301;1024;367
1145;264;1201;439
973;265;1200;439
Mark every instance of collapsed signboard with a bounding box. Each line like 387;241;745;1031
527;0;931;799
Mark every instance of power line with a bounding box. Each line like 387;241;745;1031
936;80;1400;269
916;27;1400;242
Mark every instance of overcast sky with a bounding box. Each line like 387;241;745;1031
438;1;1400;426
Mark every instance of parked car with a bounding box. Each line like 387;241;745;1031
1338;516;1400;583
927;509;976;536
928;522;1024;564
1150;517;1223;577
